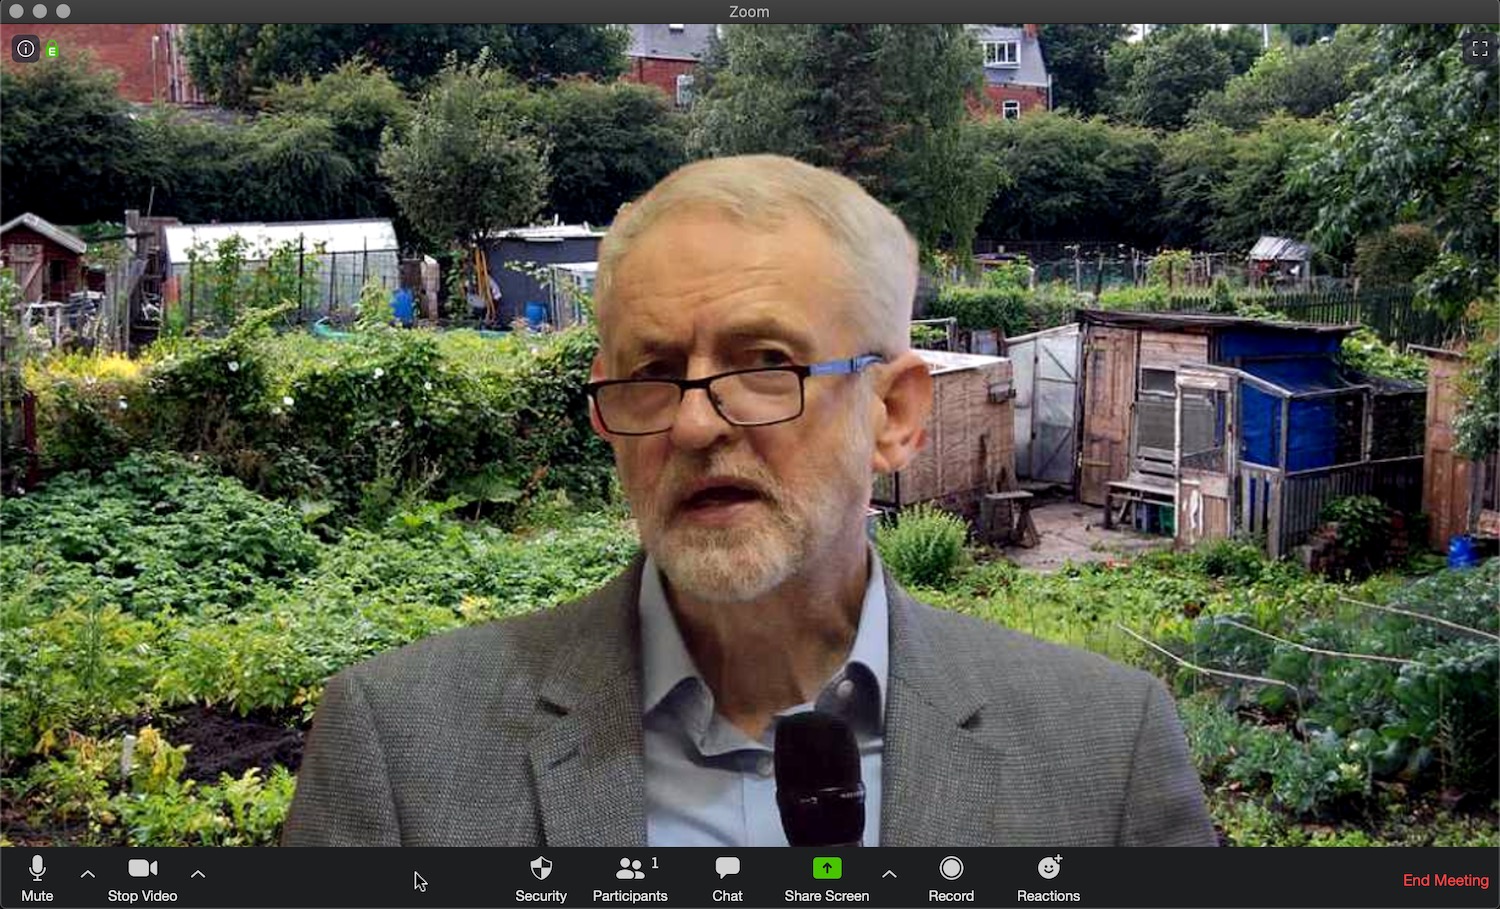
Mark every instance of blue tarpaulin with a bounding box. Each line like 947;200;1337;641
1238;359;1354;471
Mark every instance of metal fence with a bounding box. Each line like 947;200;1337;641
1166;285;1459;349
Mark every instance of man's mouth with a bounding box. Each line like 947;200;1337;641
678;479;767;512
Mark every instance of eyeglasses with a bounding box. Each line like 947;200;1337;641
585;354;885;436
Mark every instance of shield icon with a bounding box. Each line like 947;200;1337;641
530;856;553;881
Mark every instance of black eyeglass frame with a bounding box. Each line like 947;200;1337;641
584;353;886;437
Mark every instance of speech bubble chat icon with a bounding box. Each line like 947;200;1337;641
715;857;741;879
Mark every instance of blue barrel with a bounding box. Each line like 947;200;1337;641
1447;535;1479;569
391;288;415;326
524;301;549;329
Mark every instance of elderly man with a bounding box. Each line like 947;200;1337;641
283;155;1215;848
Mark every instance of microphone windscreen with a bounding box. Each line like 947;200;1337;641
774;712;861;792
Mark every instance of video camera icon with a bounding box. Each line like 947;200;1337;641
128;859;159;878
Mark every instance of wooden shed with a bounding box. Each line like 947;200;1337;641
0;213;87;303
1414;345;1499;550
1076;310;1425;558
872;350;1015;522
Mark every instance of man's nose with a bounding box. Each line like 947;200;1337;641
669;386;735;450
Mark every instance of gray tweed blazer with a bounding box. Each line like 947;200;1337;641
282;553;1216;846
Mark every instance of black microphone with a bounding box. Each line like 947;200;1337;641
774;711;865;847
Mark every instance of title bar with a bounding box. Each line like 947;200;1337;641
0;0;1497;24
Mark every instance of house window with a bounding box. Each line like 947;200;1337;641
984;40;1019;67
675;73;695;108
1002;100;1021;120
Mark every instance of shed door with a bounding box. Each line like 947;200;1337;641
9;243;43;302
1176;368;1235;546
1033;326;1079;485
1079;326;1136;505
1010;336;1036;479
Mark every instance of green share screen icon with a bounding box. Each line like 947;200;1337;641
812;857;843;880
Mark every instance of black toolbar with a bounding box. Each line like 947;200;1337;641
3;848;1497;909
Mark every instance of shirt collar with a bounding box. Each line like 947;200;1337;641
639;546;890;736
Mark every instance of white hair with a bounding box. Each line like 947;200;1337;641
595;155;918;356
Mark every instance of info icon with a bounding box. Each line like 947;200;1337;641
11;33;40;62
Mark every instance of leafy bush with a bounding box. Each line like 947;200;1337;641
21;311;615;523
1340;327;1427;382
876;504;969;588
1354;224;1441;288
928;284;1030;334
1171;560;1499;808
2;460;641;759
1194;538;1271;583
18;728;296;846
1181;694;1367;817
1454;305;1498;461
0;451;319;620
1320;495;1392;573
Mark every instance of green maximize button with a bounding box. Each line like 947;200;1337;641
812;857;842;880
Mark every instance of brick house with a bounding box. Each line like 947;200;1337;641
968;24;1050;119
622;23;715;108
0;23;201;104
0;213;88;303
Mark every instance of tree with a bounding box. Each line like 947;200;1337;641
0;54;143;224
132;111;247;222
237;114;358;221
689;24;1003;255
1192;30;1373;130
261;61;413;218
493;25;629;85
1301;25;1498;316
530;79;687;225
1035;24;1130;115
1354;224;1441;287
1107;26;1234;129
185;24;627;107
1211;25;1265;78
1210;115;1330;251
379;58;549;254
977;111;1160;245
1156;123;1235;248
1281;24;1339;46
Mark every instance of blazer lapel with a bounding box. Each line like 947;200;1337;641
880;573;1019;846
528;554;650;847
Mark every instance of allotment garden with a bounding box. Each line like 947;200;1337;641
1;307;1495;848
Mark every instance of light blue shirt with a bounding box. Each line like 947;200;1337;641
640;548;889;847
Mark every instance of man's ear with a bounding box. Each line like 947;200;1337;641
871;351;932;475
588;353;609;440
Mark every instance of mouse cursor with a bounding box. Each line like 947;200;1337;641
414;872;428;892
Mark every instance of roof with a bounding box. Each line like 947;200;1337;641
490;224;607;242
164;219;397;264
627;24;715;61
1248;236;1311;261
968;25;1049;89
0;213;87;255
1076;309;1357;336
1243;358;1353;394
917;349;1009;377
1409;344;1465;361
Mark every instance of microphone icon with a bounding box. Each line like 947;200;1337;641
31;854;47;881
